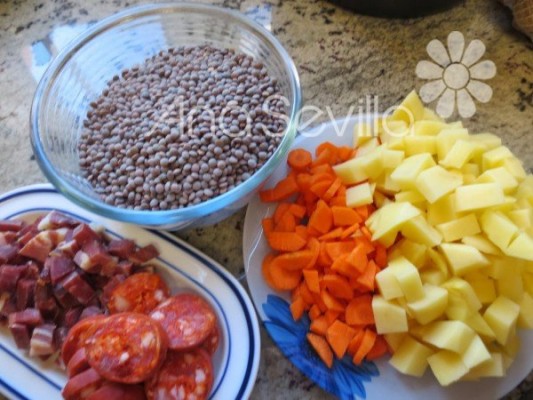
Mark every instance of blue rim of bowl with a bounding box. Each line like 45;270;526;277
30;2;302;228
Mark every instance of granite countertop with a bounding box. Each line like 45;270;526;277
0;0;532;399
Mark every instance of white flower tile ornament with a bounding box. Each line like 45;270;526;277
416;31;497;119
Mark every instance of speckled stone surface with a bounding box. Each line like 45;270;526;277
0;0;532;399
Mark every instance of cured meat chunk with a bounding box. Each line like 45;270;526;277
29;323;56;357
74;240;113;274
115;261;133;276
0;231;17;245
0;220;25;232
54;282;80;309
72;224;101;247
10;322;31;349
61;271;95;305
107;272;169;315
87;383;147;400
129;245;159;265
38;211;80;231
35;281;60;317
62;368;104;400
200;325;220;355
0;264;28;293
45;255;76;285
64;307;83;329
8;308;44;327
67;347;90;378
0;293;16;318
24;262;40;280
54;326;69;355
16;279;36;310
99;275;126;306
145;349;213;400
62;315;106;364
108;239;135;259
0;244;18;264
86;313;168;384
150;294;216;350
56;240;80;258
19;232;54;263
79;306;103;320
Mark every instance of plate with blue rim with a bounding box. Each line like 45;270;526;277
0;183;260;400
243;116;533;400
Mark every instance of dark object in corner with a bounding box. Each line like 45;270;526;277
330;0;463;18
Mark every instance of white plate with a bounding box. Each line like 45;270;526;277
243;117;533;400
0;184;260;400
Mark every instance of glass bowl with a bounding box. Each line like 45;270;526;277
30;3;301;230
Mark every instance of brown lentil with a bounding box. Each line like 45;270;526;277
79;45;287;210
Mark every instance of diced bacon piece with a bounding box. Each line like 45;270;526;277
0;264;28;293
115;261;133;276
16;279;36;310
54;326;69;352
67;347;90;377
50;228;69;246
24;262;40;280
72;224;101;247
0;231;17;245
45;255;75;285
34;281;59;317
62;368;104;400
55;239;80;258
129;245;159;265
10;323;32;349
0;220;25;232
0;293;16;318
133;264;155;274
19;232;53;263
61;271;96;305
64;307;83;328
29;323;56;357
8;308;44;327
80;306;103;320
0;244;18;264
37;211;80;231
108;239;135;259
73;240;110;274
53;282;79;309
100;275;126;306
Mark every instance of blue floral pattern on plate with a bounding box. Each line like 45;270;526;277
262;294;379;400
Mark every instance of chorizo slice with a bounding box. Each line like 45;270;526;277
62;368;104;400
200;325;220;355
150;293;216;350
61;315;107;365
86;313;167;384
145;349;214;400
107;272;169;315
86;383;146;400
67;347;90;378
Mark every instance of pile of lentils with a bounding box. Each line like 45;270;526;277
78;45;288;210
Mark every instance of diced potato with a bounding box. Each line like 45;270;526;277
413;119;445;136
505;232;533;261
381;148;405;169
397;239;427;268
436;128;469;161
421;108;443;122
356;137;381;157
454;183;505;212
395;190;426;206
391;90;425;124
375;173;401;195
389;336;434;377
440;243;489;276
388;256;425;302
507;209;532;229
372;295;409;334
377;229;398;248
346;182;373;208
407;284;448;324
463;312;496;340
468;133;502;150
462;335;491;369
445;292;474;321
390;153;436;190
416;166;463;204
422;320;475;353
461;235;502;256
420;268;448;286
333;157;369;185
384;333;407;352
427;351;469;386
427;248;450;279
483;296;520;345
502;334;520;358
427;194;458;226
353;122;377;146
376;268;403;300
464;353;504;380
468;276;497;304
480;211;519;251
482;146;513;171
442;278;482;311
461;162;480;177
439;140;479;169
368;202;421;240
401;215;443;248
373;191;391;208
404;136;437;156
518;293;533;329
437;214;481;242
502;157;527;181
476;167;518;194
496;271;524;303
380;121;409;147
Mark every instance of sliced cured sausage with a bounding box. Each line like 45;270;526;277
62;368;104;400
200;325;220;355
86;383;146;400
86;313;167;384
62;315;107;364
67;347;90;378
145;349;213;400
107;272;169;315
150;293;216;350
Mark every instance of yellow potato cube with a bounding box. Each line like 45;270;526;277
427;351;469;386
346;182;373;208
353;122;377;146
420;268;448;286
507;209;532;229
440;243;489;276
404;136;437;156
480;211;519;251
380;121;409;147
372;295;409;334
427;194;458;226
454;183;505;212
483;296;520;345
376;268;403;300
375;173;401;195
469;132;502;150
421;108;443;122
439;140;479;169
395;190;426;206
445;293;475;321
388;256;425;302
390;153;436;190
496;271;524;303
401;215;443;248
422;320;476;353
468;276;497;304
416;166;463;204
463;353;504;380
380;148;405;169
368;202;421;240
397;239;427;268
482;146;513;171
518;293;533;329
356;137;381;157
427;248;450;279
502;157;527;181
505;232;533;261
462;335;491;369
333;157;369;185
461;162;480;177
437;214;481;242
436;128;469;161
413;120;445;135
476;167;518;194
502;333;520;358
391;90;425;124
407;284;448;324
461;235;502;256
463;312;496;340
384;333;407;352
442;277;482;311
389;336;434;377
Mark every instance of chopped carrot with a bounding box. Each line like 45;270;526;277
332;206;362;227
324;309;341;325
338;146;354;162
295;225;308;240
321;289;345;312
308;200;333;234
346;243;368;274
318;227;343;241
354;205;370;220
310;163;335;175
353;329;377;365
262;218;274;234
374;243;388;268
271;250;315;271
322;274;353;300
298;281;315;304
305;237;320;269
296;173;312;192
310;180;332;198
330;255;357;278
312;147;334;167
289;204;306;219
347;329;365;356
345;294;375;326
325;241;356;260
326;320;356;359
323;178;342;202
329;196;347;207
340;223;360;240
274;203;291;224
259;175;299;202
268;259;302;290
261;254;277;290
317;241;332;268
308;304;322;320
290;297;306;321
361;226;373;240
288;148;313;171
307;333;334;368
303;269;320;294
356;259;377;292
266;232;306;252
310;315;329;336
275;211;296;232
316;142;338;164
366;335;389;360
